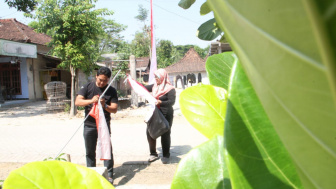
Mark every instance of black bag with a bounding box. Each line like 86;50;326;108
146;106;170;139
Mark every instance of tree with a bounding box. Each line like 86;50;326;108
174;44;208;59
99;19;127;54
193;45;209;58
32;0;112;116
131;31;150;58
132;4;151;58
134;4;148;24
156;39;178;68
111;41;132;82
5;0;38;13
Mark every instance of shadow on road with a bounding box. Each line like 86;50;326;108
113;163;148;186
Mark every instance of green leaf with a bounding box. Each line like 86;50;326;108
179;84;227;139
171;135;229;189
196;18;222;41
200;2;211;15
3;161;114;189
225;62;302;189
207;0;336;188
178;0;196;9
206;51;236;90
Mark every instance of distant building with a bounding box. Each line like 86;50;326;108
209;42;232;56
165;48;208;89
0;18;70;101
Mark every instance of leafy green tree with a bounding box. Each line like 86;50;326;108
132;4;151;58
131;31;150;58
116;41;132;60
109;41;132;81
27;20;39;30
193;45;209;58
32;0;112;116
5;0;37;13
174;45;208;59
99;19;127;54
156;40;178;68
134;4;148;25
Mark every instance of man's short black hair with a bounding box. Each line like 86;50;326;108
97;67;112;78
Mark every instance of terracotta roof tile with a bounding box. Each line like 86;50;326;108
165;48;205;73
135;57;150;68
0;18;51;45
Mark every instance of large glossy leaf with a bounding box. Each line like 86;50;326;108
178;0;196;9
225;61;302;189
200;2;211;15
196;18;222;41
3;161;114;189
179;84;227;139
171;135;229;189
207;0;336;188
206;51;236;90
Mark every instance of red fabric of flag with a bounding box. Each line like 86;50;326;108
89;101;111;160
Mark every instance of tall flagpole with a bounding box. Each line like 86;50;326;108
148;0;157;85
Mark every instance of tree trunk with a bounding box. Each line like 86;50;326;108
70;65;77;116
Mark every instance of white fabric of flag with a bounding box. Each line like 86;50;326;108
89;101;111;160
126;75;157;122
148;0;157;85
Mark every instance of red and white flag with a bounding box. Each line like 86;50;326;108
126;75;157;121
148;0;157;85
126;75;157;105
89;101;111;160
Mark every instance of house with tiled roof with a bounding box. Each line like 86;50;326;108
0;18;70;102
165;48;209;89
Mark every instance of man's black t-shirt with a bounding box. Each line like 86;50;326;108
77;81;118;127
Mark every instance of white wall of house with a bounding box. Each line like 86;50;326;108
20;58;29;99
168;71;209;89
200;72;210;85
32;55;45;100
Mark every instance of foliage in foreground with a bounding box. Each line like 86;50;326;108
3;161;114;189
172;0;336;188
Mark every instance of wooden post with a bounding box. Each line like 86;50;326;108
66;154;71;162
130;55;138;107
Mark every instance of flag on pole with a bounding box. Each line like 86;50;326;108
89;101;111;160
148;0;157;85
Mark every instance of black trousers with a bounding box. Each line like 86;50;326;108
146;111;174;158
84;125;114;178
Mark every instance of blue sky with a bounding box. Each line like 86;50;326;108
0;0;216;48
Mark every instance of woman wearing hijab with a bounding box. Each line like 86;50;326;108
145;68;176;164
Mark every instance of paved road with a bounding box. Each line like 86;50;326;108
0;91;207;188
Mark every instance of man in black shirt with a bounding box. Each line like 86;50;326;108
75;67;118;183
